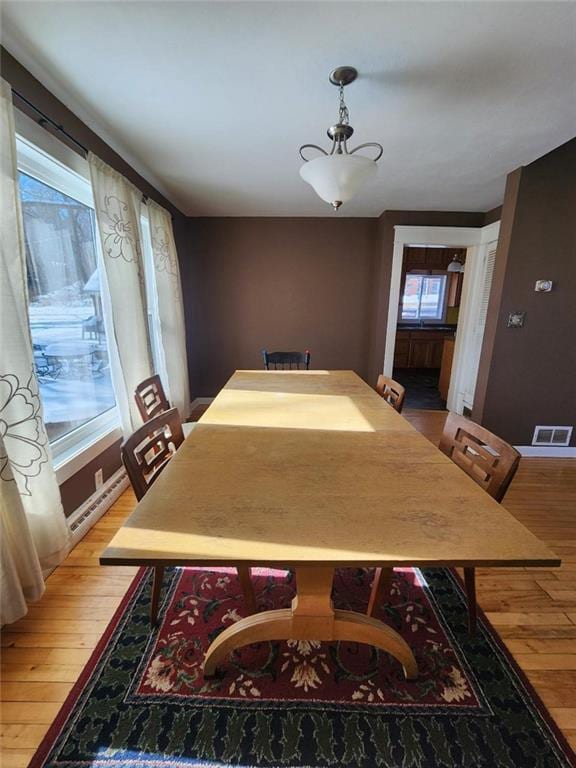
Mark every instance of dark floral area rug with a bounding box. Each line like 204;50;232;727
31;566;575;767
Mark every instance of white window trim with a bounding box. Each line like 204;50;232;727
53;419;122;485
15;117;122;480
16;134;93;208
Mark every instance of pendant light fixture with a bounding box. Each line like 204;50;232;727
299;66;383;211
447;254;464;273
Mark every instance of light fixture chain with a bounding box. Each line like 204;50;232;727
338;85;350;126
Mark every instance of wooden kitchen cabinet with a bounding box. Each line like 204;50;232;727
405;247;427;269
425;249;448;269
430;339;445;368
407;340;430;368
447;271;464;307
439;338;456;400
393;331;410;368
395;329;455;369
403;246;466;272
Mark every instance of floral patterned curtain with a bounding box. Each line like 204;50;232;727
88;153;152;433
147;200;190;418
0;78;70;624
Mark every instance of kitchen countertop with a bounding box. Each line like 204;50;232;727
397;324;457;332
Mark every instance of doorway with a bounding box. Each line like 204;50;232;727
383;224;500;413
393;245;465;409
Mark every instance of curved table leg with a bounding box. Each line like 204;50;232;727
333;609;418;679
203;608;293;676
203;566;418;680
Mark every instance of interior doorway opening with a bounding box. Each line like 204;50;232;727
383;224;500;414
393;245;465;409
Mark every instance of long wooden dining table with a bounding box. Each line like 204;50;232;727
100;370;560;680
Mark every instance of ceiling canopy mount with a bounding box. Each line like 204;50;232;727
329;66;358;87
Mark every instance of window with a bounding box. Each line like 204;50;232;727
400;273;448;321
16;135;118;453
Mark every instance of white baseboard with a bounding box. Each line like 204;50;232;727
514;445;576;458
68;467;129;546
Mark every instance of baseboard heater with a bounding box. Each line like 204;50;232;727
68;467;130;546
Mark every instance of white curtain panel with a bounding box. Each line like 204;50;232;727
1;446;45;622
0;78;70;623
88;153;152;433
147;200;190;417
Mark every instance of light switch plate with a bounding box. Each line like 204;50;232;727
507;311;526;328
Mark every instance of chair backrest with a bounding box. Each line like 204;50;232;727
262;350;311;370
438;412;520;502
121;408;184;501
375;374;406;413
135;374;170;422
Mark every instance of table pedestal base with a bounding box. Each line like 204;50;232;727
203;566;418;680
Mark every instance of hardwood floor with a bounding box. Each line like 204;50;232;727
2;408;575;766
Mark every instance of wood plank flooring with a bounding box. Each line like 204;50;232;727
2;409;575;766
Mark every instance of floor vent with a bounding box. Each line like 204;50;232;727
532;425;573;447
69;467;129;545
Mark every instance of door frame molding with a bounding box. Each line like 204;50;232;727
384;224;500;410
447;223;500;413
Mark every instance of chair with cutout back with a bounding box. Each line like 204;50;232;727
375;374;406;413
121;408;256;624
367;412;520;635
134;374;194;437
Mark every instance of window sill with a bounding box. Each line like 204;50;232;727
53;417;122;486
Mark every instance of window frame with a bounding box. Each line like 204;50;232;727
15;121;121;480
399;270;449;324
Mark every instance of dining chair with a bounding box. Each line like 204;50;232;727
375;374;406;413
368;412;521;636
134;374;195;437
134;374;170;422
121;408;256;625
262;350;311;370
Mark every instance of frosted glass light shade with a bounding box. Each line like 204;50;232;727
447;259;463;273
299;154;377;207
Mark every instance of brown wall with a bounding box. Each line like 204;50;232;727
473;169;522;428
186;218;379;395
186;211;496;397
1;48;189;515
474;138;576;446
59;439;123;515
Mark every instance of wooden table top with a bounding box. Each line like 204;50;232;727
100;370;559;569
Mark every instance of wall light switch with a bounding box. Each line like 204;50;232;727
507;311;526;328
535;280;553;292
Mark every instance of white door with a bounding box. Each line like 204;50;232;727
447;223;499;414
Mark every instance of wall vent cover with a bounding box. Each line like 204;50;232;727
532;425;573;447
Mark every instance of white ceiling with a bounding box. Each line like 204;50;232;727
2;1;575;217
